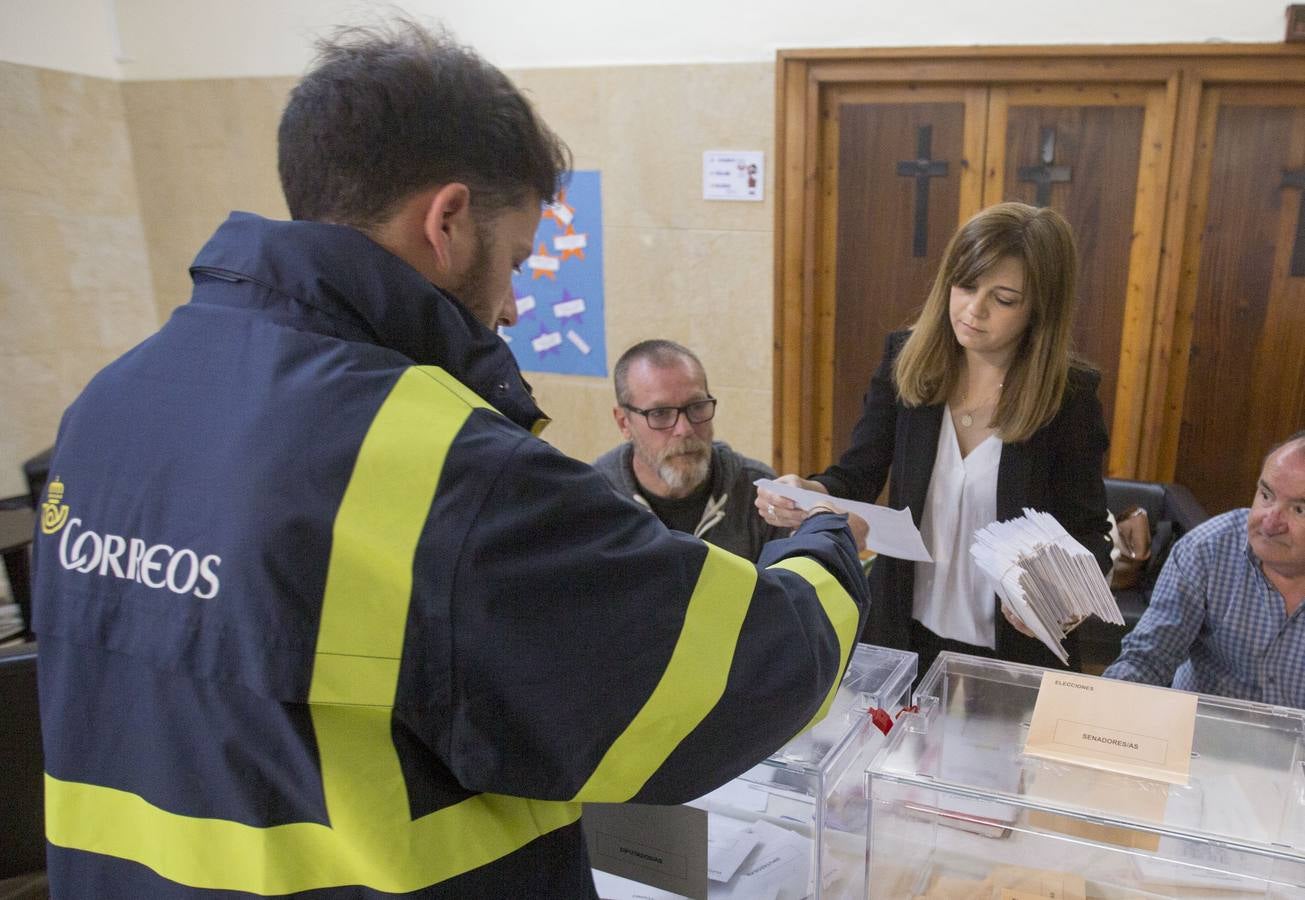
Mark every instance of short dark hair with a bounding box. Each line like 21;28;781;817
278;20;571;228
613;340;707;406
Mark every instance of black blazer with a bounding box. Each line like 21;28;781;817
814;331;1113;669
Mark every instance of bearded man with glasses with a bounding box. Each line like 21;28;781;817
595;340;784;560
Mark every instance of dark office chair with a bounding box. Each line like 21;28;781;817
4;445;53;643
0;642;47;898
22;449;53;511
1077;478;1209;670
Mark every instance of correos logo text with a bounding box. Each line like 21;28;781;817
44;479;221;599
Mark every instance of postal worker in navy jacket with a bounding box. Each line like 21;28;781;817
31;20;870;899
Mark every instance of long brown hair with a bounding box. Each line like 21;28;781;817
893;202;1081;443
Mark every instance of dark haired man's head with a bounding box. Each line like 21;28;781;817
276;20;571;330
279;21;568;226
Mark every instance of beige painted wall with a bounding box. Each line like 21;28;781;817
0;62;158;499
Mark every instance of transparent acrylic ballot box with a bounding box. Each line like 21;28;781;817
865;652;1305;899
690;642;917;899
593;643;916;899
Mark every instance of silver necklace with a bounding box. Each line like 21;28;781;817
958;383;1002;429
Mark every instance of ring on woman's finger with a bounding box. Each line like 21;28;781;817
767;504;775;516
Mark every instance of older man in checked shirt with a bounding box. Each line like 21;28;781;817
1105;431;1305;708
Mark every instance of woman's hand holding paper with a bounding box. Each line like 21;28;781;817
755;474;827;529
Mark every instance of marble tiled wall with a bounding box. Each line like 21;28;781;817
1;60;778;496
0;62;158;499
120;77;295;322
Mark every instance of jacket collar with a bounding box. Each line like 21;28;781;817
189;211;547;432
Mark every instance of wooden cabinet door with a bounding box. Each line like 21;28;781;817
1168;86;1305;515
983;85;1173;476
777;48;1305;488
820;86;986;465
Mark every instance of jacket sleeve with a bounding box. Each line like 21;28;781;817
811;331;901;502
437;432;870;805
1049;369;1113;574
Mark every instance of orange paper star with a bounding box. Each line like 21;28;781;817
530;242;557;280
542;189;575;227
557;225;586;262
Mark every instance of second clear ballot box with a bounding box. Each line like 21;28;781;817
590;642;917;899
865;651;1305;899
691;641;917;899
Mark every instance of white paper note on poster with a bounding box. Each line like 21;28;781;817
553;297;586;318
531;331;562;353
554;232;588;252
567;330;591;355
527;250;559;274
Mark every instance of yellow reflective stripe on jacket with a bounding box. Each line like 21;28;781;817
573;544;758;802
310;366;467;708
44;774;580;894
45;366;581;894
768;556;860;732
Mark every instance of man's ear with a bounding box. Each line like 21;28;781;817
613;405;633;441
420;182;475;278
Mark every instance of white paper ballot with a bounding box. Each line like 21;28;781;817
970;508;1122;664
754;478;931;562
705;816;759;883
708;820;807;900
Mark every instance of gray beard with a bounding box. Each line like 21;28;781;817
657;452;711;493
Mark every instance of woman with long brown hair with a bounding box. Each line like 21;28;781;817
758;201;1112;674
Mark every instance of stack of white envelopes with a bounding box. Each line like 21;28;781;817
970;508;1123;665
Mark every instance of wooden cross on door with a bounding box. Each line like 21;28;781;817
1018;126;1072;208
1282;168;1305;277
896;125;949;257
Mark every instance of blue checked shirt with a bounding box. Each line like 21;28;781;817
1104;509;1305;708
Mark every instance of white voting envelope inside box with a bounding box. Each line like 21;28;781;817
591;643;916;899
866;652;1305;899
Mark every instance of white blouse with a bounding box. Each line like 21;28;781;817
912;410;1002;648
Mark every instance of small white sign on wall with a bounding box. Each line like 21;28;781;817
703;150;764;202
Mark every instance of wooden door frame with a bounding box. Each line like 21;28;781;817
774;43;1305;481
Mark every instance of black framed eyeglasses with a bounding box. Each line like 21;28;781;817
622;397;717;430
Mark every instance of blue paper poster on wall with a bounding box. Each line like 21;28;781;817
500;170;607;376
